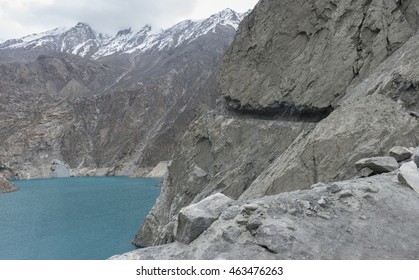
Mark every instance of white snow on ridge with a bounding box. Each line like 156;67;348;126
0;8;247;58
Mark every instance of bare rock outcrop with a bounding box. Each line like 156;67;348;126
390;146;413;162
0;177;17;194
175;193;233;244
113;174;419;260
220;0;415;112
398;161;419;193
355;157;399;174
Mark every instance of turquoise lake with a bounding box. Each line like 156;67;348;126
0;176;161;260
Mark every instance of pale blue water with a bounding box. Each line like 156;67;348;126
0;176;161;260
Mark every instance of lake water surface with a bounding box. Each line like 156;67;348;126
0;176;161;260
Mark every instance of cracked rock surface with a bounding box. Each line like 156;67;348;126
220;0;414;111
112;174;419;259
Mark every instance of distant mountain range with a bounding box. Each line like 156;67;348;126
0;9;247;179
0;8;245;62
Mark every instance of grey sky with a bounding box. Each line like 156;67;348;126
0;0;259;40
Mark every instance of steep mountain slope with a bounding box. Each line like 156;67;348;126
133;0;419;257
0;9;245;179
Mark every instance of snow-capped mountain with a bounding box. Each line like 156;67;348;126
0;8;246;60
0;7;247;178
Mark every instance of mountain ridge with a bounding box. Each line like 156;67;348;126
0;9;246;61
0;8;244;179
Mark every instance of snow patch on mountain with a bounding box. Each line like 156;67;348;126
0;9;247;59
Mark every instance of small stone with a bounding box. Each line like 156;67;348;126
242;204;259;214
362;185;379;193
363;194;375;200
236;216;249;225
327;184;341;193
247;219;263;232
357;167;375;178
287;208;298;215
355;156;399;173
339;190;354;199
390;146;413;162
299;200;311;209
398;161;419;193
360;215;367;220
317;212;331;220
317;196;328;207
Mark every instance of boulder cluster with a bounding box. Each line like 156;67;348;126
355;146;419;193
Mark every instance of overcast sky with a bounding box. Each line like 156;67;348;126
0;0;259;41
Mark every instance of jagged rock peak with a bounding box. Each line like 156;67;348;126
0;9;246;59
116;28;133;37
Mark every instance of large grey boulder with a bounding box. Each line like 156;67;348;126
355;157;399;174
390;146;413;162
0;177;17;194
398;161;419;193
175;193;234;244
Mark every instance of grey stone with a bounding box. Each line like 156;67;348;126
247;219;263;232
362;186;379;194
299;200;311;210
398;161;419;193
242;204;259;214
317;213;331;220
355;157;399;174
235;216;249;225
175;193;234;244
413;147;419;167
317;196;328;207
0;177;18;194
327;184;342;194
339;190;354;199
390;146;413;162
358;167;375;178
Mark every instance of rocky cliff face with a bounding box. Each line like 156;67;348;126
0;10;244;179
133;0;419;258
220;0;414;112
